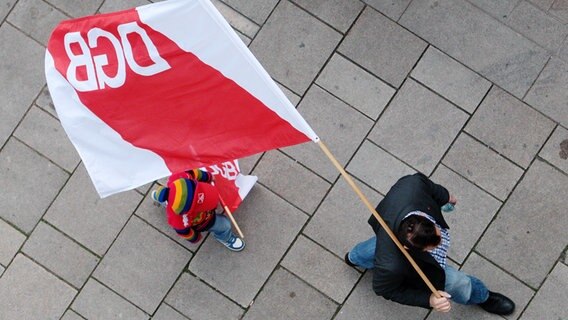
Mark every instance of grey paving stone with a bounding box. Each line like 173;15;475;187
443;133;524;201
0;254;76;320
281;235;361;303
476;160;568;288
0;265;4;277
243;268;337;320
0;24;45;147
411;47;491;114
467;87;555;169
189;185;307;307
558;36;568;62
431;166;502;264
44;165;140;255
444;289;503;320
304;177;381;258
98;0;151;13
135;192;200;252
361;0;412;21
220;0;278;24
166;273;243;320
22;222;99;288
7;0;69;45
45;0;103;17
550;0;568;23
530;0;555;11
93;216;191;314
369;79;468;175
72;278;149;320
235;29;251;46
0;0;16;22
521;262;568;320
239;152;263;175
428;252;534;319
0;139;68;234
277;82;301;106
212;0;259;39
135;181;152;195
253;150;330;215
316;54;396;120
462;253;534;320
281;86;374;182
153;304;189;320
0;219;26;266
14;106;80;172
250;0;341;94
61;309;84;320
539;125;568;175
155;176;168;187
468;0;521;20
347;140;416;195
339;7;427;88
335;272;429;320
35;86;58;119
505;1;568;53
525;57;568;128
292;0;364;33
400;0;549;98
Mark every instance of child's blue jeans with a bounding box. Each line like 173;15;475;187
207;214;234;242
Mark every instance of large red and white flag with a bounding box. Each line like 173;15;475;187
45;0;318;198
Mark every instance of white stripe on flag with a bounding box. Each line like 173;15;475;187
136;0;318;142
235;173;258;200
45;51;171;197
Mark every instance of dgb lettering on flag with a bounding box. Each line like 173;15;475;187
64;21;170;91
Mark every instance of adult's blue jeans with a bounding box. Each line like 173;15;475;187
206;214;234;242
349;236;489;305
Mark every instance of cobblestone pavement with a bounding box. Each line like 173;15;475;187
1;0;567;319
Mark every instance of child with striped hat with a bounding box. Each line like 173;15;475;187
151;168;245;251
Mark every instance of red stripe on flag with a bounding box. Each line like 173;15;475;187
48;9;310;172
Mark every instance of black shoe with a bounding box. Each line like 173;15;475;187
344;252;358;268
479;291;515;315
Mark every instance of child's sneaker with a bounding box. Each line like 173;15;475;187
216;234;245;252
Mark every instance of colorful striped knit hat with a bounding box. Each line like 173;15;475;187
169;178;195;215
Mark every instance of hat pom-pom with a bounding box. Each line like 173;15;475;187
152;186;169;203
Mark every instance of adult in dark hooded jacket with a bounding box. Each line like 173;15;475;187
345;173;514;315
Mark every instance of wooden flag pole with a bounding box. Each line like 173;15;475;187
216;190;244;239
318;141;441;298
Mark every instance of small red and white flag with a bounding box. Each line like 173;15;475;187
45;0;318;198
204;159;257;213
